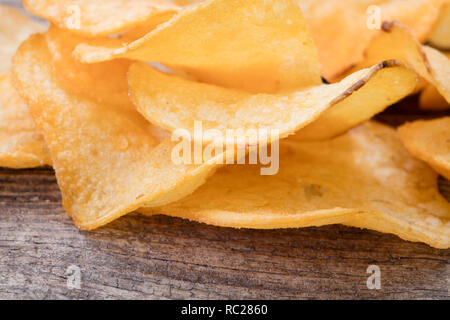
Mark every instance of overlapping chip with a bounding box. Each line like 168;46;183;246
23;0;179;37
12;34;230;230
139;122;450;249
74;0;322;93
0;4;49;168
174;0;202;5
398;117;450;180
346;21;450;107
420;84;450;110
299;0;444;80
129;60;416;143
427;0;450;49
0;74;50;168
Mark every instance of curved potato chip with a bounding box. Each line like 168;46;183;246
293;61;417;141
12;34;227;230
428;1;450;49
0;4;45;74
129;60;416;143
139;122;450;249
298;0;444;80
0;74;50;168
45;26;132;108
23;0;179;37
346;21;450;105
398;117;450;180
74;0;322;93
419;84;450;110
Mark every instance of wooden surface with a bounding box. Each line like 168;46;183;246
1;0;449;300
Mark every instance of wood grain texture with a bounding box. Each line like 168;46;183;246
0;0;449;300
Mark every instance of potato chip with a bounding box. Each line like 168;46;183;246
298;0;444;80
398;117;450;181
23;0;179;37
0;74;50;168
428;0;450;49
12;34;228;230
74;0;322;93
174;0;202;5
139;122;450;249
0;4;46;74
129;60;416;143
419;84;450;110
45;26;132;108
347;21;450;106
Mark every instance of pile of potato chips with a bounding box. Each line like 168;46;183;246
1;0;449;248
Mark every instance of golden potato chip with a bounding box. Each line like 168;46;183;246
0;74;50;168
398;117;450;180
139;122;450;249
174;0;202;5
12;34;228;230
419;84;450;110
0;4;46;74
74;0;322;93
347;21;450;105
428;0;450;49
129;60;416;143
298;0;444;80
23;0;179;37
45;26;132;107
293;61;417;141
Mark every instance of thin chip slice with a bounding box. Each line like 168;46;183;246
419;84;450;110
398;117;450;180
298;0;444;80
23;0;179;37
346;21;450;106
45;26;132;108
139;122;450;249
129;60;416;143
74;0;322;93
12;34;228;230
0;4;46;74
0;74;50;168
428;1;450;49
